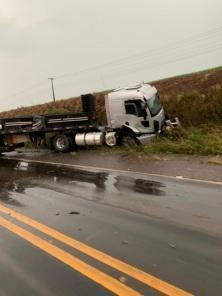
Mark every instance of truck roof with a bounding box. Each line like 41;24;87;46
110;83;157;100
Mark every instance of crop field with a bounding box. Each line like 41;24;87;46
1;66;221;155
0;66;221;126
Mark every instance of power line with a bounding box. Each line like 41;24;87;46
3;79;48;99
54;38;222;89
2;25;222;102
113;44;222;81
104;41;222;76
55;25;222;80
54;42;222;91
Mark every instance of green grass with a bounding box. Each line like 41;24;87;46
78;124;222;156
25;124;222;155
134;125;222;155
24;125;222;156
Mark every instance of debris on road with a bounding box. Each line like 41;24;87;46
119;276;127;283
69;211;80;215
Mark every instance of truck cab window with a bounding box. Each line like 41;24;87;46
125;100;146;118
125;102;138;116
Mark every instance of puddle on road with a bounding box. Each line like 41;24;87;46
0;158;109;207
114;175;165;196
0;158;166;209
0;159;31;207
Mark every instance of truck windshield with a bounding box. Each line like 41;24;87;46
147;95;162;116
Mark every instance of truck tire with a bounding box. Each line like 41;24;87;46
120;127;140;149
53;134;71;152
121;135;139;149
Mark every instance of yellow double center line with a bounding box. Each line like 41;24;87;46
0;204;193;296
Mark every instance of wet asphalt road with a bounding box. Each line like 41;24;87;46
0;157;221;296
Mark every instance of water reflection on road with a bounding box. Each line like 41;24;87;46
0;158;165;210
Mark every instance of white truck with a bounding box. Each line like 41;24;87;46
0;83;178;153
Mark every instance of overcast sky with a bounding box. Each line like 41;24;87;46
0;0;222;111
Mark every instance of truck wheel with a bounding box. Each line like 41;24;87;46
53;134;71;152
121;135;139;149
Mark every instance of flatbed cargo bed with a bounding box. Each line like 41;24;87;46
0;112;94;135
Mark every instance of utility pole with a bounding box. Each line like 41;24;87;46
48;77;56;103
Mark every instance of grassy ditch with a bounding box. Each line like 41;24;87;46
72;124;222;156
129;125;222;155
24;125;222;156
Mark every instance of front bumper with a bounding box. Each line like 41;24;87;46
136;133;156;145
165;117;181;129
136;117;181;145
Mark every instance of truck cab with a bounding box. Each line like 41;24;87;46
105;83;165;144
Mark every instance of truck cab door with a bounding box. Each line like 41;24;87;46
124;100;152;133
